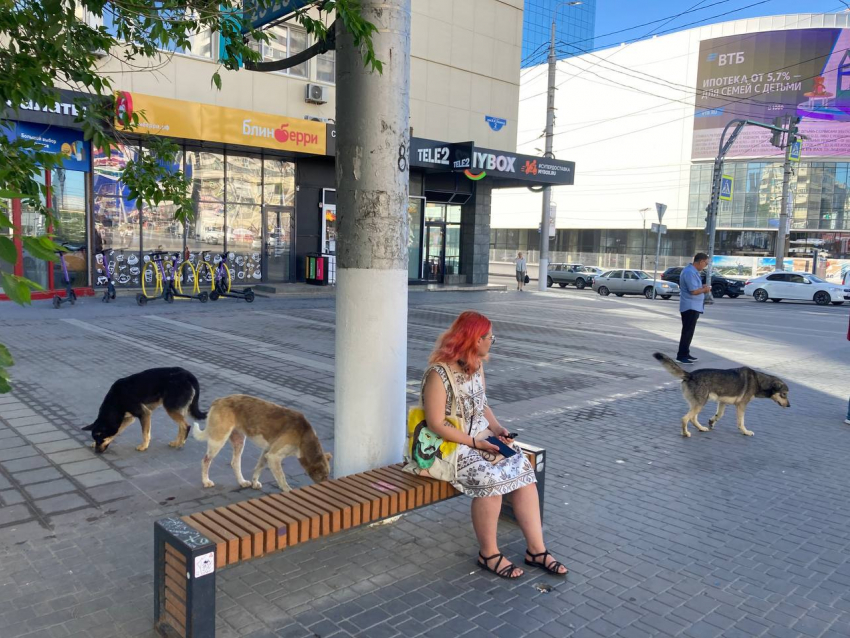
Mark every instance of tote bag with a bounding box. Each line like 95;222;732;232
403;363;465;482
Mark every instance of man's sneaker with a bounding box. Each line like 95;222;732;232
845;419;850;425
675;358;694;365
686;356;699;362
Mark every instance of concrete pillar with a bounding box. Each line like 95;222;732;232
333;1;411;477
460;182;492;285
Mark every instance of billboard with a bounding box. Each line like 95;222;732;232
693;29;850;160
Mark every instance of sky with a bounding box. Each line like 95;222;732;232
593;0;848;50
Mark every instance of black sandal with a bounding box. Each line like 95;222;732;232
525;548;568;576
478;552;522;579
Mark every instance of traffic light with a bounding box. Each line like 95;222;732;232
770;116;784;148
787;116;801;146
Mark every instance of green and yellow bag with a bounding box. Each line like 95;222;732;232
403;363;465;482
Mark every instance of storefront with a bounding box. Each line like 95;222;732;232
1;90;93;299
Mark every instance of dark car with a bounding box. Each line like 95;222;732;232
661;267;744;298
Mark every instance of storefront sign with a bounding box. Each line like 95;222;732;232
3;122;91;172
3;89;92;129
410;139;474;171
242;0;314;32
115;92;326;155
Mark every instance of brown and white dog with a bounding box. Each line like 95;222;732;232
191;394;331;491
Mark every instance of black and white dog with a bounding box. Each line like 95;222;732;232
83;367;206;453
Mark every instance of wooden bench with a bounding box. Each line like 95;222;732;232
153;444;546;638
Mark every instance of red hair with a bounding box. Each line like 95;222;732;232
429;311;492;375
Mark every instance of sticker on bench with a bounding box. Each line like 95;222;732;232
194;552;215;578
277;525;287;538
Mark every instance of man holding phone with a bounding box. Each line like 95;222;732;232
676;252;711;365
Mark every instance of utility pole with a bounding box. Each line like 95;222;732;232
639;207;650;270
539;1;581;292
774;115;799;271
334;0;411;477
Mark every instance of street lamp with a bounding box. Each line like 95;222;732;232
639;207;650;270
538;0;582;292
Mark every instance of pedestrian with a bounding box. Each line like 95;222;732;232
515;251;527;291
676;252;712;364
409;311;567;579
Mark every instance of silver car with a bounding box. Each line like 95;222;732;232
592;269;680;299
547;263;603;289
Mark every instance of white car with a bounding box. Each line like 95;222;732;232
592;269;680;299
744;271;850;306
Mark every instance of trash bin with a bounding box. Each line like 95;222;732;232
305;254;329;285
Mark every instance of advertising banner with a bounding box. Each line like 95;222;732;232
116;92;326;155
4;122;91;172
693;29;850;159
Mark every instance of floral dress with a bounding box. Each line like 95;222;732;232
423;364;536;498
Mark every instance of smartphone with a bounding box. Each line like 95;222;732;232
485;436;517;458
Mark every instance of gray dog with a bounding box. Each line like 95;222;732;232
653;353;790;437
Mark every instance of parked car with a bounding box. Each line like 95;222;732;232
547;263;603;289
744;271;850;306
662;266;745;298
592;269;680;299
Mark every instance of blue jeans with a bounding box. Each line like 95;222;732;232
846;398;850;420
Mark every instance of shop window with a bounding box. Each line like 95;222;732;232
317;49;335;84
186;150;224;259
0;198;12;275
446;205;461;224
256;25;309;78
226;203;263;283
264;159;295;207
141;149;184;260
425;203;444;222
226;155;262;205
50;169;88;288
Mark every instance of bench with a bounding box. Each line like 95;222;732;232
153;444;546;638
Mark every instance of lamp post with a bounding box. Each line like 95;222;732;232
639;207;650;270
538;0;582;291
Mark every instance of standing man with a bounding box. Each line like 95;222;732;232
515;252;527;292
677;252;711;364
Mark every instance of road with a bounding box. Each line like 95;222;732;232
0;287;848;637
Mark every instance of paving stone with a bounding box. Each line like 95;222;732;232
60;459;111;477
24;479;78;500
1;455;51;473
73;470;123;488
0;504;33;525
35;494;89;515
26;432;72;445
35;440;86;454
0;444;38;461
12;467;63;485
46;449;96;465
4;415;49;427
14;423;56;436
0;490;25;506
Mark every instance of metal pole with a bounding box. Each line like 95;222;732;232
775;116;793;272
538;18;557;292
333;0;411;477
652;228;662;299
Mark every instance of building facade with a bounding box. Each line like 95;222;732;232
2;1;578;296
521;0;596;68
496;12;850;281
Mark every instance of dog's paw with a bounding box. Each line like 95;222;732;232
135;444;149;452
238;480;251;488
708;420;717;428
251;480;262;490
682;431;691;438
202;480;215;488
168;440;184;448
695;424;709;432
741;429;754;436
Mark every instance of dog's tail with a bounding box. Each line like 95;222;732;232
192;421;209;442
653;352;691;380
188;374;207;420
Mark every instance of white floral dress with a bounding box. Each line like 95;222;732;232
423;364;536;498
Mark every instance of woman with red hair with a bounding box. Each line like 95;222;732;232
419;310;567;579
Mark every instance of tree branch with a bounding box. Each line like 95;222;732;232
244;20;335;73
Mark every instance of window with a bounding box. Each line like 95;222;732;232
316;50;335;84
624;271;638;280
256;25;308;78
608;270;623;278
766;273;787;281
787;274;807;284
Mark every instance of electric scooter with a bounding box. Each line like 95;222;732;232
98;249;117;303
52;243;86;309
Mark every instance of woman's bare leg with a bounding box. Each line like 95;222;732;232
510;483;568;574
471;495;523;577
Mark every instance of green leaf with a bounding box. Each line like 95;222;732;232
0;374;10;394
1;272;30;305
0;236;16;264
0;344;12;367
0;189;27;199
21;236;62;262
0;214;13;230
212;72;222;90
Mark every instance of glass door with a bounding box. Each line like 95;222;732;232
423;223;445;283
265;205;293;282
21;173;49;290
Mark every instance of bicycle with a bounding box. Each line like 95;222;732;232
136;251;208;306
196;251;254;302
97;249;117;303
52;242;86;309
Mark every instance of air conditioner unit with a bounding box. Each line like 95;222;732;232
305;83;329;105
303;115;333;124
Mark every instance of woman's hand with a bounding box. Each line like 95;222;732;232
495;426;513;441
472;437;501;454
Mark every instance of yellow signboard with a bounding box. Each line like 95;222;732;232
115;92;326;155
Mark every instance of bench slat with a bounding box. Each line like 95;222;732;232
164;573;186;603
215;506;267;557
163;611;187;638
231;502;286;551
241;500;296;548
165;597;187;629
286;489;341;534
300;483;358;528
178;516;228;569
203;510;254;562
319;481;374;524
372;467;427;507
359;470;409;512
255;496;313;543
345;474;400;515
186;513;240;566
337;475;393;517
266;494;322;539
